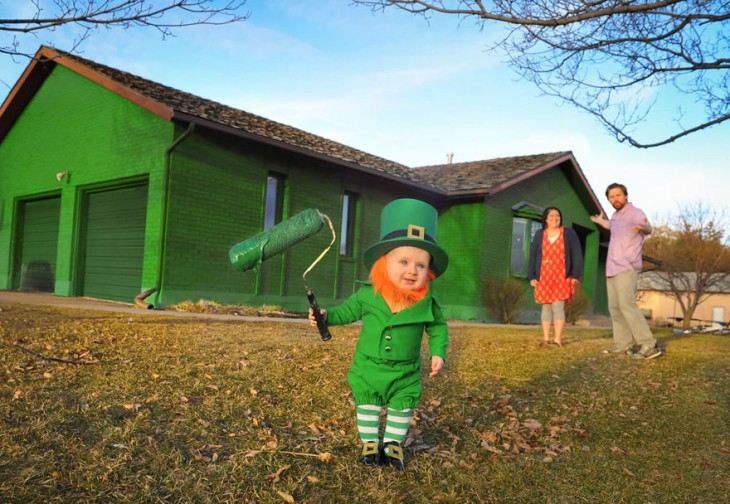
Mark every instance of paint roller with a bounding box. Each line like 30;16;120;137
229;208;334;341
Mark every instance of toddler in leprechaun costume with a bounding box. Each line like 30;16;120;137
309;198;449;469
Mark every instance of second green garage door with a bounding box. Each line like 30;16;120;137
79;184;149;303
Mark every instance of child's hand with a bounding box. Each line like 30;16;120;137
429;356;445;378
308;308;326;327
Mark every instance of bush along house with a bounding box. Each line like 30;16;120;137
0;46;609;322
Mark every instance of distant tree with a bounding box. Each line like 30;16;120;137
643;203;730;329
353;1;730;148
1;1;249;60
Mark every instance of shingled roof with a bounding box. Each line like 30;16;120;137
411;152;573;194
1;46;599;206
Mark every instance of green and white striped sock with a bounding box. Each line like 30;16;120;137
382;407;412;445
356;405;382;443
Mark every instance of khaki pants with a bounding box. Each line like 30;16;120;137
607;270;655;349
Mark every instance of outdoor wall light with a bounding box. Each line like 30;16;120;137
56;171;69;182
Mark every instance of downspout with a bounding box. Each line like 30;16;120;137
138;122;195;309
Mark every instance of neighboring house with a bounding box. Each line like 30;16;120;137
0;46;609;321
638;272;730;328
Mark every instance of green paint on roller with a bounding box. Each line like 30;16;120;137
229;208;325;272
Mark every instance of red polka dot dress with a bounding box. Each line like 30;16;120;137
534;227;574;304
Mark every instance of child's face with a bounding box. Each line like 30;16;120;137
385;246;431;291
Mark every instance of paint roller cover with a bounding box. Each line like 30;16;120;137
229;208;324;271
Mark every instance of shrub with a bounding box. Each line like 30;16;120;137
565;284;592;324
482;277;527;324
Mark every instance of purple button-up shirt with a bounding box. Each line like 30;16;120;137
606;203;652;277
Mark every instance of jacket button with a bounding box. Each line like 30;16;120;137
385;346;392;352
385;335;392;341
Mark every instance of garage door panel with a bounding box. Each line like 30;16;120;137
80;184;148;303
16;197;61;292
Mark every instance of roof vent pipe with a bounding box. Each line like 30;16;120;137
447;153;453;164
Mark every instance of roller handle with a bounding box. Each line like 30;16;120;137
306;287;332;341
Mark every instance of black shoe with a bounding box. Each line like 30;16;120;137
381;441;405;470
360;441;381;466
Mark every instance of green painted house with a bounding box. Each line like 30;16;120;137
0;46;608;321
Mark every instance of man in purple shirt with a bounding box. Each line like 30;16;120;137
591;183;662;359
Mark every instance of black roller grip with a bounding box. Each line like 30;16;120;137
306;287;332;341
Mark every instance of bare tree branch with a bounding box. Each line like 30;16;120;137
353;0;730;148
1;1;250;61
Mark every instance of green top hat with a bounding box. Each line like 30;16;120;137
363;198;449;277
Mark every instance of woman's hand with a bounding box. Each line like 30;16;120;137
429;356;445;378
530;279;538;287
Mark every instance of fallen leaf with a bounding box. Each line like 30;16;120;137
317;452;333;462
12;389;21;401
306;476;320;483
611;446;628;455
265;464;291;483
623;467;636;477
277;491;295;503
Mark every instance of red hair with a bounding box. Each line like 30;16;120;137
369;255;435;311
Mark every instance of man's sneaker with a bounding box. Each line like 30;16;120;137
602;347;633;355
632;344;662;360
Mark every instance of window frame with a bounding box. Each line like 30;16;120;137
339;191;358;257
263;173;285;231
509;204;544;277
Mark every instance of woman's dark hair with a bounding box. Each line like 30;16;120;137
605;183;628;198
541;207;562;230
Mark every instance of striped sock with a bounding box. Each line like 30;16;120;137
382;407;412;445
356;405;382;443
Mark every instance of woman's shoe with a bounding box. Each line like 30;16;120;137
551;340;563;347
540;340;550;347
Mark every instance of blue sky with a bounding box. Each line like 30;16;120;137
1;0;727;224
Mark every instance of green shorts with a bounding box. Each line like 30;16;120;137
347;351;422;410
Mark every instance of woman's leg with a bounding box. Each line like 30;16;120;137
541;304;552;343
552;301;566;345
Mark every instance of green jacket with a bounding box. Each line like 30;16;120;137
328;284;448;363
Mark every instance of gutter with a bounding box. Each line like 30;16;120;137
140;122;195;309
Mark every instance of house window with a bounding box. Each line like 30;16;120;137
510;217;542;276
340;191;357;256
263;174;285;230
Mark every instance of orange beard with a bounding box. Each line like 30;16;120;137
369;255;435;313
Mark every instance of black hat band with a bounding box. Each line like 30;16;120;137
382;224;435;243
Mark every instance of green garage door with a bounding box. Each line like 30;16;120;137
80;184;148;303
16;197;61;292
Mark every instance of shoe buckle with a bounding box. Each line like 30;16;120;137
362;442;379;456
385;443;403;460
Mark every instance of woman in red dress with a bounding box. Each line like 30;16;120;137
528;207;584;346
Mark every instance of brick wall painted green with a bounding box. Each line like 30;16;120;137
432;201;488;320
158;128;431;310
0;65;174;296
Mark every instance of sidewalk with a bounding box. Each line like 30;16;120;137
0;290;612;327
0;290;303;323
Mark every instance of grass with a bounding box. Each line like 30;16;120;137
1;304;728;503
